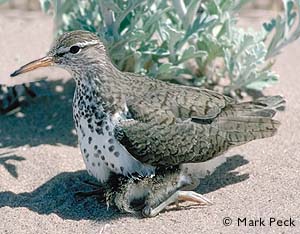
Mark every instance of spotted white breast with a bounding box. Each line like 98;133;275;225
73;89;155;183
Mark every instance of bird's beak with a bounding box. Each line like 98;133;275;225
10;56;54;77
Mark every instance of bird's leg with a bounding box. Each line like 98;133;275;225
75;188;103;199
142;191;213;218
75;174;124;201
82;180;101;188
75;180;104;199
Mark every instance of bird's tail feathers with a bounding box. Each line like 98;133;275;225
219;95;285;119
215;95;284;146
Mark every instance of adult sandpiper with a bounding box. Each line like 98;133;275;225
11;30;284;217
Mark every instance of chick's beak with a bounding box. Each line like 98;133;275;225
10;56;54;77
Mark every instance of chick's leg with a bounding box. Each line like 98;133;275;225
142;191;212;217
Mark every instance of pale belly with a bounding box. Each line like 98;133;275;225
76;113;155;183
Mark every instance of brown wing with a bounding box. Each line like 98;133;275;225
117;93;283;167
117;120;230;166
125;79;234;125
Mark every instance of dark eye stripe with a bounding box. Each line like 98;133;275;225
55;45;83;57
56;51;67;57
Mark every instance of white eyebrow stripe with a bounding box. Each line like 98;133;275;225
56;40;100;55
74;40;99;47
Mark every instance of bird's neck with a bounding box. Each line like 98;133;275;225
73;60;131;114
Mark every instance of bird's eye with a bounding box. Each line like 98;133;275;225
69;46;81;54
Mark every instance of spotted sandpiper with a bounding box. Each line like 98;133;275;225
11;30;284;217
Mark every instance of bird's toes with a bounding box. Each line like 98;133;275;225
142;205;154;218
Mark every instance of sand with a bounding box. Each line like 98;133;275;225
0;9;299;234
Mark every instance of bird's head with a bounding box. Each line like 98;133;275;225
11;30;107;77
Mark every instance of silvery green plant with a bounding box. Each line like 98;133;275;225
39;0;300;98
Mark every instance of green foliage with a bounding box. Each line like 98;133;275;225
39;0;300;97
264;0;300;59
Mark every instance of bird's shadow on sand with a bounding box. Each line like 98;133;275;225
197;155;249;194
0;154;249;221
0;78;77;148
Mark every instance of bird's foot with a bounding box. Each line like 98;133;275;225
142;191;213;218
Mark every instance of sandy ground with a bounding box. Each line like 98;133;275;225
0;9;299;234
